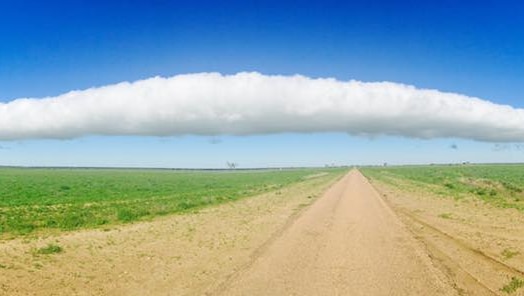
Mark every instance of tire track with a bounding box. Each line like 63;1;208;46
383;196;524;295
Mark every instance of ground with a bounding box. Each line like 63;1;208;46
1;169;524;295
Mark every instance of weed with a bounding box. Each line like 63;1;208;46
117;208;149;222
502;182;522;193
444;183;455;189
176;200;197;211
502;249;520;260
60;185;71;191
438;213;453;219
501;277;524;294
33;262;43;269
35;243;63;255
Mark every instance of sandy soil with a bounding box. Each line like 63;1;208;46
369;176;524;295
0;173;341;295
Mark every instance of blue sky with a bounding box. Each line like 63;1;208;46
1;0;524;167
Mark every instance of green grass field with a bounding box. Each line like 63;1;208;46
0;167;347;237
361;164;524;210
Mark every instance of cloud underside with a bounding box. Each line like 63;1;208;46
1;72;523;142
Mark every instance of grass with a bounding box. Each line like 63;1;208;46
502;248;520;260
501;277;524;294
35;243;63;255
438;212;453;219
360;164;524;211
0;167;347;237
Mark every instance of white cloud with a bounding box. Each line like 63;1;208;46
1;72;523;142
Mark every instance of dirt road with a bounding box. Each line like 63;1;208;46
219;170;458;295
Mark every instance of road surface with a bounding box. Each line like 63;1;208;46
219;170;458;295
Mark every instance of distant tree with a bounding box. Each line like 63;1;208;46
226;161;238;169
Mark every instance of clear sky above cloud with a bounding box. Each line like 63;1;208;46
1;0;523;167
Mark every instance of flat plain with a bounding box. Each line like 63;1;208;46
1;165;524;295
0;168;344;238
